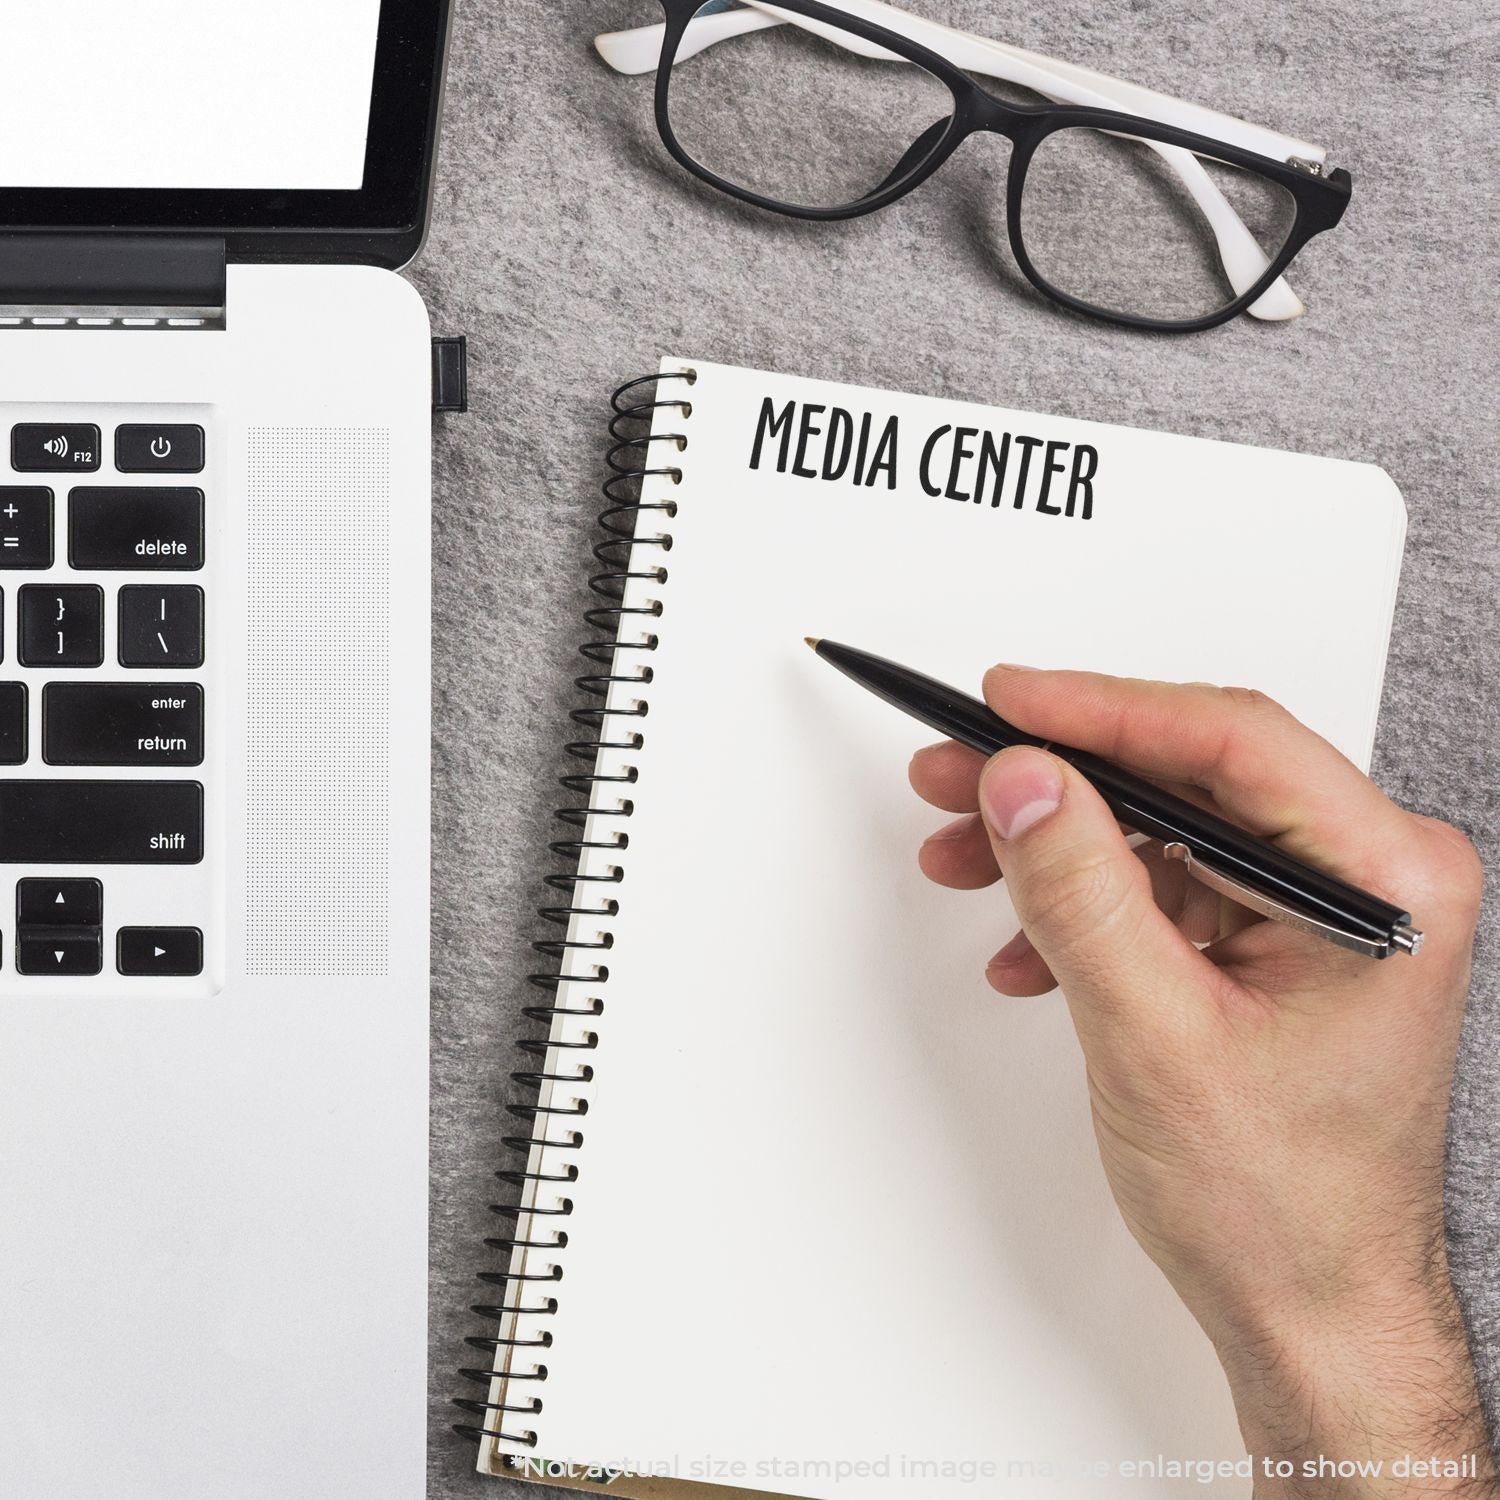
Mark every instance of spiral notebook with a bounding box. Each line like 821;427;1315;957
460;359;1408;1499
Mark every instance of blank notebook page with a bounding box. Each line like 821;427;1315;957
487;358;1406;1498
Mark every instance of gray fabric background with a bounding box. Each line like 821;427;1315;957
410;2;1499;1494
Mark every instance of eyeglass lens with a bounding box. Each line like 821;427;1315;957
664;2;957;212
1019;128;1298;323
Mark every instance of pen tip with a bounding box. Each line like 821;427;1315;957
804;636;821;651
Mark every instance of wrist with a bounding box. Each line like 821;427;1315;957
1213;1269;1497;1497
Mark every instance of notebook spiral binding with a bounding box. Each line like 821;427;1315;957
452;369;695;1456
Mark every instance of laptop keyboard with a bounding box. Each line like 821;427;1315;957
1;406;217;988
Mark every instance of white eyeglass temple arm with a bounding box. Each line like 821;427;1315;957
598;3;1322;162
596;2;1325;320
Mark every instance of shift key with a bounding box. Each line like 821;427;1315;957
0;781;202;863
69;488;203;570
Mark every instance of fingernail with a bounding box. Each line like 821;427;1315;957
989;928;1033;967
924;812;977;844
990;662;1038;672
980;751;1063;840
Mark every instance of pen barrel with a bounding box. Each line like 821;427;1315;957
810;638;1413;952
1059;748;1413;949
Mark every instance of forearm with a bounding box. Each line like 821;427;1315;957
1218;1273;1498;1498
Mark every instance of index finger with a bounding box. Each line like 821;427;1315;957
982;666;1414;887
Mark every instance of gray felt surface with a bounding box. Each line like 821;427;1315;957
410;3;1500;1494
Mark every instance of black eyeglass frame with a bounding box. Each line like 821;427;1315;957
649;0;1352;332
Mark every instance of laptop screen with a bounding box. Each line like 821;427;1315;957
0;1;382;191
0;0;449;265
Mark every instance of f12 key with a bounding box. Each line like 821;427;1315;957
11;424;100;473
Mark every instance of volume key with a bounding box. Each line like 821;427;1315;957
11;424;101;473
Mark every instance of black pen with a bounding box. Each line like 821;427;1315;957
806;637;1422;960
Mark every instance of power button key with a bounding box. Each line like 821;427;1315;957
114;425;204;474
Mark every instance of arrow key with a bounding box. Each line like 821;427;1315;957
117;926;202;977
17;930;102;976
18;877;103;927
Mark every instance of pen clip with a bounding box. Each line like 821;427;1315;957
1161;842;1398;959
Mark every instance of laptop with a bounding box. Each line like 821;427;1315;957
0;4;452;1495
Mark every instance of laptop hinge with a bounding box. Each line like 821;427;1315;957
0;234;226;329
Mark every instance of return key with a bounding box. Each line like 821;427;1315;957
43;683;203;766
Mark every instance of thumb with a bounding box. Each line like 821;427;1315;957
977;745;1217;1040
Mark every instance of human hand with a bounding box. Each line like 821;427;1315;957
909;667;1495;1497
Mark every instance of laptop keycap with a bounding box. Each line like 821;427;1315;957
17;930;103;976
114;425;205;475
68;487;203;570
0;683;25;764
19;584;103;666
11;423;100;473
43;682;203;766
17;877;103;926
118;585;204;667
117;926;203;977
0;489;54;569
0;780;202;863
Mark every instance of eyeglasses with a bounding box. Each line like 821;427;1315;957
595;0;1352;332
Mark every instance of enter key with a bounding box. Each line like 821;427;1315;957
43;683;203;766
